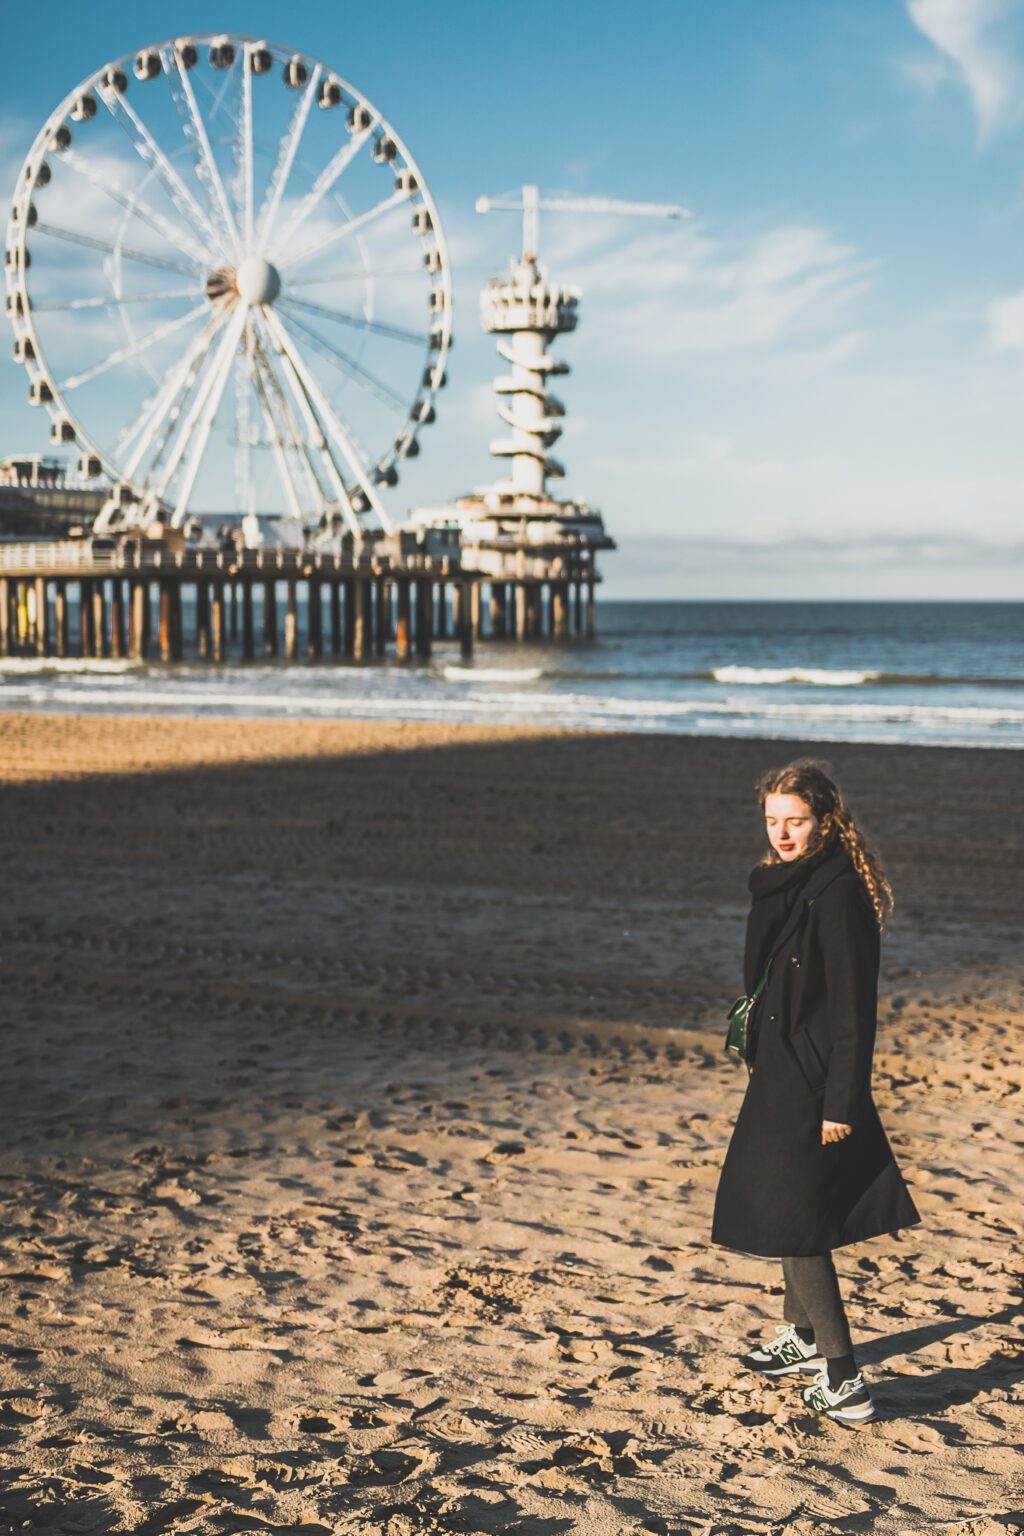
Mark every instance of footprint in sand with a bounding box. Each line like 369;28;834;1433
483;1140;527;1163
293;1408;343;1434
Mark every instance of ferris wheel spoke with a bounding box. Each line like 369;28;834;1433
278;293;425;346
286;266;425;286
251;312;330;513
119;309;228;479
169;304;250;521
32;220;203;276
61;148;212;268
58;302;208;392
236;44;255;249
99;83;227;262
151;307;244;499
131;328;227;486
260;311;364;535
166;47;242;262
264;306;394;533
247;342;306;521
32;286;201;313
277;189;408;274
255;66;322;254
235;332;255;514
270;128;371;256
278;310;410;413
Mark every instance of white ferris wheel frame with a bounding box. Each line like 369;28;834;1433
4;33;453;536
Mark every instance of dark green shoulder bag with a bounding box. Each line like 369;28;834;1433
725;895;818;1063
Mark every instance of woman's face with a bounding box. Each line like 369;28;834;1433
763;792;819;862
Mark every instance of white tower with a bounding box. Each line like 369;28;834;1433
481;187;578;504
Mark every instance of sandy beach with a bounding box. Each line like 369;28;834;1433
0;711;1020;1535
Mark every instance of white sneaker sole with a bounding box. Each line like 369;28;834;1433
826;1401;876;1424
749;1356;825;1377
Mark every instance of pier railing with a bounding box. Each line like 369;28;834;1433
0;539;460;578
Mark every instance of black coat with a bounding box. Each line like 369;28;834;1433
711;841;921;1258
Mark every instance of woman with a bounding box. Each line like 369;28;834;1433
712;759;920;1426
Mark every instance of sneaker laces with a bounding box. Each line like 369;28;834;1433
766;1323;799;1354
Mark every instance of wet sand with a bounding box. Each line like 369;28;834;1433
0;712;1021;1535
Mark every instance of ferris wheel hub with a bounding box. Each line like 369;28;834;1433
234;255;281;307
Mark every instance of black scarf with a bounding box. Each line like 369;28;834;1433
743;839;850;993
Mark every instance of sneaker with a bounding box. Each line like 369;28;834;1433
742;1324;825;1377
801;1367;876;1424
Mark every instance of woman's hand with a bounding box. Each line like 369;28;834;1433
822;1120;853;1145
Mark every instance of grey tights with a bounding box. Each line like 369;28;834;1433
781;1252;854;1360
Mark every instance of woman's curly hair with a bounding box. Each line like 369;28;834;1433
755;757;894;929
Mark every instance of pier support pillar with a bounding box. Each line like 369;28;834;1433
330;580;342;655
211;580;226;662
17;583;30;650
54;581;68;658
489;582;507;639
129;580;146;661
415;577;432;657
573;579;583;635
91;581;106;658
0;579;9;657
263;578;278;657
452;582;464;641
514;583;527;642
341;576;354;656
196;580;211;659
551;581;569;640
158;580;172;662
352;576;370;659
109;580;125;659
77;580;92;658
395;578;411;660
374;577;388;654
459;580;473;658
470;580;482;639
34;577;50;657
284;578;298;661
525;584;541;640
242;581;255;660
436;584;448;638
307;577;323;659
172;582;184;661
229;582;239;642
587;579;596;638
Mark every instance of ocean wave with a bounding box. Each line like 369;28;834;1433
0;656;137;675
443;666;544;683
712;666;880;687
467;689;1024;726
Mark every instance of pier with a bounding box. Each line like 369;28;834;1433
0;537;599;664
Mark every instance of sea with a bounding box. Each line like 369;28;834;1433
1;600;1021;750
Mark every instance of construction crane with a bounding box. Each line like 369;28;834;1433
475;183;692;263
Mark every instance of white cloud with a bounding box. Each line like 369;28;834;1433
985;287;1024;348
674;433;784;484
906;0;1022;135
534;220;873;364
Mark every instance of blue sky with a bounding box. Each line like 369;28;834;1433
1;0;1023;598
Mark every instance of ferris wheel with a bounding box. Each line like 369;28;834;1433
4;34;452;538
